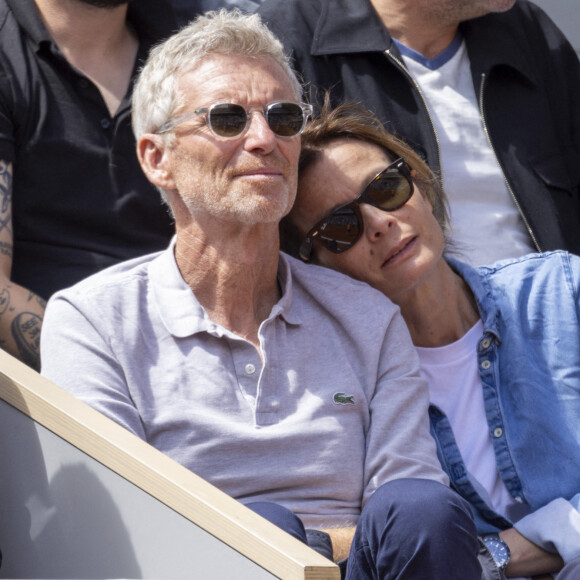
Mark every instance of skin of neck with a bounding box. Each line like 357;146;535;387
369;0;459;59
34;0;136;115
34;0;130;54
174;219;282;349
393;259;480;348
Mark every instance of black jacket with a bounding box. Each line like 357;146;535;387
259;0;580;254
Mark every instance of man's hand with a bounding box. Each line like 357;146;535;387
500;527;563;578
321;527;356;562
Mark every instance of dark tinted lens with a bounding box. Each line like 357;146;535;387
266;103;304;136
318;206;361;252
208;104;248;137
365;171;412;210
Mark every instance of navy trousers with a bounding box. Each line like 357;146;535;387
248;478;482;579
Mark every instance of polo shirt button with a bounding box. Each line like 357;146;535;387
481;360;491;370
244;363;256;375
100;118;111;129
493;427;503;438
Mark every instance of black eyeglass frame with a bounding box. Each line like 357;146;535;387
299;157;414;262
156;101;313;138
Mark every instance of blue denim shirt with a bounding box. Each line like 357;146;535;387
429;252;580;559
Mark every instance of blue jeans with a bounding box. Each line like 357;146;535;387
248;478;482;579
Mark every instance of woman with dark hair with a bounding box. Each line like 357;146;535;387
284;101;580;580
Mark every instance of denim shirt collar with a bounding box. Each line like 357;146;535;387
445;256;502;344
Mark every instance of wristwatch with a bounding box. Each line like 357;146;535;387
481;533;511;572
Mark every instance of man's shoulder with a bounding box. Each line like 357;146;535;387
128;0;178;46
0;0;24;46
459;251;580;296
466;0;561;43
53;250;164;304
258;0;322;41
283;253;397;315
0;0;8;26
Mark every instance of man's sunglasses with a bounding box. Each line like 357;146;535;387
299;158;414;262
157;101;313;139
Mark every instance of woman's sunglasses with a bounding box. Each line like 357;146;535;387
157;101;313;139
299;158;414;262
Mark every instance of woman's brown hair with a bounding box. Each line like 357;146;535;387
282;95;450;259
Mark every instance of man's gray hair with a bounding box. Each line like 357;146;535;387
132;9;303;139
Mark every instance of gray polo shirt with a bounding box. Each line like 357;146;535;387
41;241;447;528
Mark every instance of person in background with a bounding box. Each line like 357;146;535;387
170;0;263;27
258;0;580;266
283;100;580;580
0;0;180;369
40;11;483;578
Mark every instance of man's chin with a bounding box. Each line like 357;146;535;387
76;0;129;9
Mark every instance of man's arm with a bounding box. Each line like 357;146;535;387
0;161;46;370
320;527;355;562
500;527;563;578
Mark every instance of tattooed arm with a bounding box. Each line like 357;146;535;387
0;161;46;371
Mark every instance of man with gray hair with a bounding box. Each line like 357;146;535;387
41;10;481;577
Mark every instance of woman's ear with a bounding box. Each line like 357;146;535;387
137;134;177;190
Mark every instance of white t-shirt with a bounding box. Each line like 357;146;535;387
417;321;532;580
417;321;519;517
396;36;535;265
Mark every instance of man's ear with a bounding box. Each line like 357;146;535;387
137;134;176;190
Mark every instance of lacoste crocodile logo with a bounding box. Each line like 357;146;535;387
333;392;355;405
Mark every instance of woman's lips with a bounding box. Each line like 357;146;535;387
382;236;417;267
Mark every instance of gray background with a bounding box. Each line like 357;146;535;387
532;0;580;56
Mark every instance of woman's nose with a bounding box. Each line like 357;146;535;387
361;203;396;241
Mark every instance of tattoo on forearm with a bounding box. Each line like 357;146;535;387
0;287;9;316
0;161;12;234
0;241;12;258
27;291;46;309
12;311;42;370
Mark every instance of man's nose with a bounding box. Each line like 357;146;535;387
243;110;278;151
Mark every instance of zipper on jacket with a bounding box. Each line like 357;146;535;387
384;49;443;188
478;73;542;253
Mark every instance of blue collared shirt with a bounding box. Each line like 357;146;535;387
430;251;580;561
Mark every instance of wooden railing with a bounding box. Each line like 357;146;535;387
0;350;340;579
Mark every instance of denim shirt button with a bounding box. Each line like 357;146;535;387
481;360;491;370
514;496;524;503
481;338;491;349
493;427;503;438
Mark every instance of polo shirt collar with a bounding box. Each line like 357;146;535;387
150;239;301;338
6;0;51;48
446;257;502;343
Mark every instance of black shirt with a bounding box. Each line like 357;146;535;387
0;0;178;299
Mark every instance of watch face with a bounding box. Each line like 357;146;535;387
482;534;511;571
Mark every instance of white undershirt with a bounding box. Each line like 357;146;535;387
416;321;519;517
396;37;535;265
